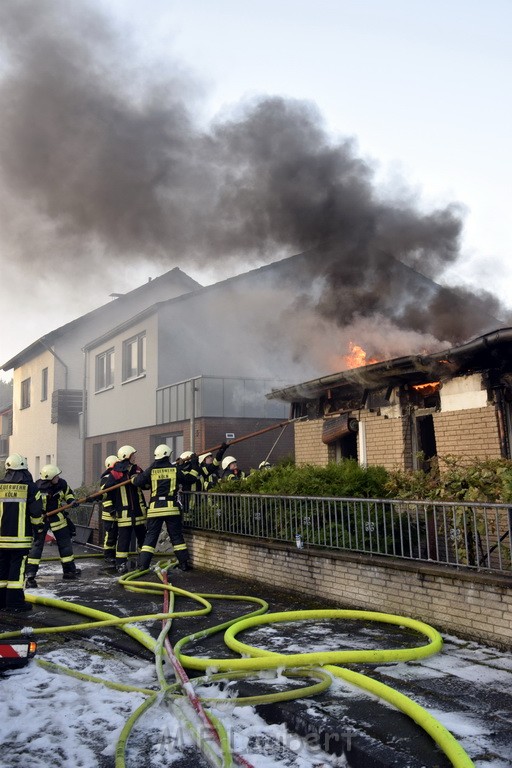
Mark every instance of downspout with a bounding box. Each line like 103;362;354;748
81;347;88;485
39;339;69;470
493;385;509;458
189;377;199;453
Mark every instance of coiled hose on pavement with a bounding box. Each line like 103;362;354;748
0;553;476;768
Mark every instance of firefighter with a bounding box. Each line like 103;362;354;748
101;445;147;574
25;465;81;587
99;455;119;566
199;443;228;491
176;451;197;520
221;455;247;481
132;444;199;572
0;453;43;612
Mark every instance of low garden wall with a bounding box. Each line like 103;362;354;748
187;530;512;649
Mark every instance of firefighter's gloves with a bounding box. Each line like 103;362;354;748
84;496;95;503
34;527;44;537
71;500;80;508
216;442;229;460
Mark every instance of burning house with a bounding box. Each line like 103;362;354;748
2;3;512;488
267;328;512;471
2;246;508;488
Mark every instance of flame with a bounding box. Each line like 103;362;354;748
343;342;380;370
411;381;440;396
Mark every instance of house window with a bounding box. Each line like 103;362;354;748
106;441;117;457
151;433;183;462
1;411;12;436
41;368;48;401
95;349;115;391
123;333;146;381
21;378;31;409
92;443;102;479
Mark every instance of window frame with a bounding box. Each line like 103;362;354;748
95;348;115;392
122;332;146;382
21;378;31;409
41;368;48;402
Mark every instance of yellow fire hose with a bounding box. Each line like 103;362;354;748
0;558;476;768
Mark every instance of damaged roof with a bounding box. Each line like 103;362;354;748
267;327;512;402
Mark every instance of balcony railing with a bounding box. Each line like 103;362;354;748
182;492;512;575
51;389;83;423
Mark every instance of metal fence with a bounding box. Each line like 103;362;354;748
183;492;512;575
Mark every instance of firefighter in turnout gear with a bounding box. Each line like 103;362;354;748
25;465;81;587
221;455;247;481
99;455;119;566
0;453;43;612
199;443;228;491
132;444;199;572
176;451;197;520
101;446;147;574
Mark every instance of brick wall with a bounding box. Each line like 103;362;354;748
294;419;334;466
199;417;295;473
84;423;188;485
84;417;295;485
187;531;512;649
295;413;410;470
294;405;503;472
433;406;502;462
360;411;410;470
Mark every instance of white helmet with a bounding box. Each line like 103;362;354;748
179;451;193;461
155;444;172;460
40;464;61;481
199;452;212;463
5;453;28;471
259;461;271;470
105;455;118;469
118;445;136;461
221;456;237;471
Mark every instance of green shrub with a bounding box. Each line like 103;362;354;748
386;455;512;503
214;454;512;504
215;458;389;498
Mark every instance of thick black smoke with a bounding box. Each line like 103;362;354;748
0;0;508;354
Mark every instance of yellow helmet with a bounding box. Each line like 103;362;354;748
105;455;118;469
5;453;28;471
40;464;61;481
179;451;193;461
118;445;136;461
221;456;237;471
199;452;212;463
154;444;172;460
259;461;271;470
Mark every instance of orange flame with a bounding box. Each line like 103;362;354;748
343;342;380;370
411;382;440;395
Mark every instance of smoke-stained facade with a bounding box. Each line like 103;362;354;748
268;328;512;471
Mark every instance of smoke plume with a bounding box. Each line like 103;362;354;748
0;0;508;371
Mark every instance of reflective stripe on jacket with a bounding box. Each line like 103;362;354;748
101;460;147;527
36;477;76;532
0;475;43;548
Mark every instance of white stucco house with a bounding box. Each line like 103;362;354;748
1;268;201;486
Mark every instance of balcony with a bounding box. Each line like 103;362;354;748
51;389;83;423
